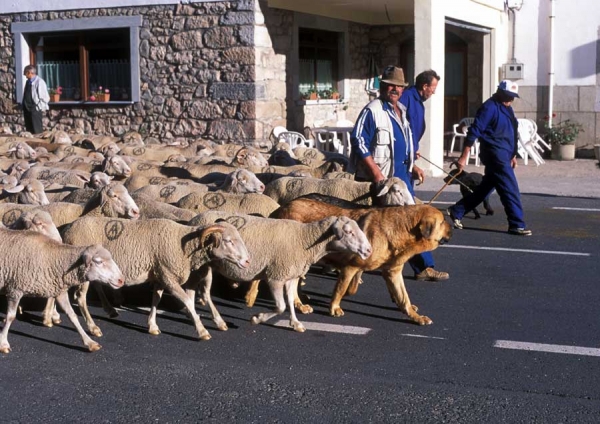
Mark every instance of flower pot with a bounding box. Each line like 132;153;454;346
331;93;340;100
50;94;61;103
309;93;318;101
552;143;576;161
103;93;110;102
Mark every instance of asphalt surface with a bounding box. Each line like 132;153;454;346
1;159;600;423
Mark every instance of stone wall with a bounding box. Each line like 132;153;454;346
0;1;258;144
514;85;600;157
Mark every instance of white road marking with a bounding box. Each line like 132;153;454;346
552;207;600;212
273;320;371;335
494;340;600;357
440;244;590;257
401;333;446;340
430;201;455;205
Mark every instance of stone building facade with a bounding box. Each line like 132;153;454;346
0;1;258;144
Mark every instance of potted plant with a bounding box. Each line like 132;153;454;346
309;89;318;101
331;88;340;100
91;86;110;102
49;86;62;102
543;116;583;161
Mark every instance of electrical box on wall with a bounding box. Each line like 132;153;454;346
502;62;524;79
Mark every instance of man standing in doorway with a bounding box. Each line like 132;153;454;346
22;65;49;134
349;65;449;281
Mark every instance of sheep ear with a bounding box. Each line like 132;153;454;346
419;216;437;240
76;174;91;183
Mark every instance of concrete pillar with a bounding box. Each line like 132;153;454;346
414;0;446;177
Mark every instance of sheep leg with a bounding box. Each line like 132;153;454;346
382;268;432;326
194;267;227;331
329;267;361;317
54;291;102;352
0;295;22;354
74;282;103;337
148;287;164;336
164;281;211;341
245;279;261;307
286;278;305;332
251;280;285;326
42;298;61;327
92;283;119;318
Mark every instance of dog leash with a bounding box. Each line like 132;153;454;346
427;168;462;204
418;155;474;193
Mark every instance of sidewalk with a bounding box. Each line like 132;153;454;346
417;157;600;199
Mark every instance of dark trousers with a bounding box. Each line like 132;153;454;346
23;108;43;134
451;159;526;229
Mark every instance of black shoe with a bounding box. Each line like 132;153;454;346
446;208;463;229
508;227;532;236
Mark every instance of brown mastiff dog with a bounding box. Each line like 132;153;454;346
270;195;452;325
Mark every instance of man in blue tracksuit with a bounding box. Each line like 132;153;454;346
349;66;449;281
447;80;532;236
400;69;440;158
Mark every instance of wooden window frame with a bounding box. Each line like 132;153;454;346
12;16;141;104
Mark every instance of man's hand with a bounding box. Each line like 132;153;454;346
412;165;425;185
456;146;472;170
415;151;421;159
511;157;518;169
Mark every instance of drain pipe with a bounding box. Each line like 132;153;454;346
548;0;556;128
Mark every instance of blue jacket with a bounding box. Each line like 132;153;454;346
400;86;425;152
466;95;519;163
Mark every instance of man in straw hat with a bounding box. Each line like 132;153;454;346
446;79;532;236
349;65;449;281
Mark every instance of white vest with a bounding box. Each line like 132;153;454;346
351;99;413;180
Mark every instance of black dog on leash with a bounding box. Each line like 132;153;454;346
444;168;494;219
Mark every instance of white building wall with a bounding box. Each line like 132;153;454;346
515;0;600;87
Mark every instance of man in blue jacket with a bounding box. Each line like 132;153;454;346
349;65;449;281
447;80;532;236
400;69;440;159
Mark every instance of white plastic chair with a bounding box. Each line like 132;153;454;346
277;131;313;149
449;117;475;154
329;120;354;157
270;126;288;143
517;119;546;166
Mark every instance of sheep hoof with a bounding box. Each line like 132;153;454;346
0;345;11;354
89;326;103;338
52;317;61;325
199;333;212;341
88;342;102;352
330;307;344;317
107;310;119;319
196;298;206;306
42;320;54;328
292;323;306;333
148;327;161;336
217;322;228;331
250;315;261;325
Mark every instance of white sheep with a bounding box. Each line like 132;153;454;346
190;211;372;332
130;192;197;221
132;181;209;204
0;228;124;353
0;182;140;228
1;179;50;205
176;192;280;217
264;176;415;206
62;217;250;340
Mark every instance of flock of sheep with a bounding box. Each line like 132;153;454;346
0;129;450;354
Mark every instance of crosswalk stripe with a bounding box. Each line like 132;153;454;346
552;207;600;212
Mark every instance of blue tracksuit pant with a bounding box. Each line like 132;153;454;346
407;175;435;274
450;158;526;229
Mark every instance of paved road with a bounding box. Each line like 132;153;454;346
1;189;600;422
